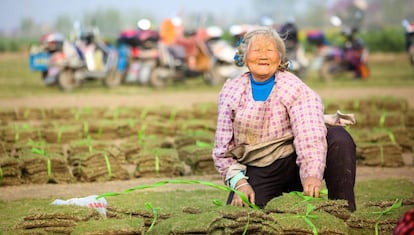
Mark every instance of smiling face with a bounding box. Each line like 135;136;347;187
245;34;281;82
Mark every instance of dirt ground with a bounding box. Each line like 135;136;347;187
0;86;413;201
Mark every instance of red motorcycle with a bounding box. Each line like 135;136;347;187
115;19;161;86
306;16;369;81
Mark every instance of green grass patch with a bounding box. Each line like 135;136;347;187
0;179;412;234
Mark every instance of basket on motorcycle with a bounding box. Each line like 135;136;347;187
29;51;49;72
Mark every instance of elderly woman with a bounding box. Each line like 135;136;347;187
212;26;356;211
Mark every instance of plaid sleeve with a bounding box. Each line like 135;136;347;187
212;80;239;180
287;81;327;182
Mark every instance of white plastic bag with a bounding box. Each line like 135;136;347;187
51;195;107;217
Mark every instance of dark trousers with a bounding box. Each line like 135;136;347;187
226;126;356;211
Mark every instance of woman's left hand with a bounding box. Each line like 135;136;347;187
231;180;255;207
303;176;322;198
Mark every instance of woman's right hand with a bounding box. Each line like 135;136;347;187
231;179;256;207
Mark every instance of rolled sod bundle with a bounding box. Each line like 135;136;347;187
42;125;82;144
356;111;406;129
134;148;186;178
0;109;16;122
106;206;172;227
14;107;51;121
374;97;409;112
48;107;76;119
191;102;218;119
2;126;36;143
177;144;216;175
325;97;409;115
118;140;142;164
356;143;404;167
148;206;282;235
75;151;130;182
178;119;217;134
0;157;22;186
87;121;120;140
264;192;352;220
349;127;413;153
346;200;412;235
84;118;138;140
349;128;396;144
141;120;179;136
71;218;146;235
21;153;74;184
12;205;101;234
102;107;141;120
269;210;349;235
173;129;215;150
405;109;414;127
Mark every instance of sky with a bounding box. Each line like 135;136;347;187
0;0;253;31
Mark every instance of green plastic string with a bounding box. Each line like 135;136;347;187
22;123;31;130
112;108;120;119
353;100;360;111
212;199;224;206
41;109;46;119
372;199;402;235
379;113;386;128
97;179;260;210
98;126;103;138
103;153;112;180
74;109;81;121
145;202;159;233
137;125;146;145
140;109;148;120
32;147;46;155
386;129;396;144
87;135;93;153
169;109;177;121
47;158;52;180
23;109;30;119
289;191;325;202
37;129;42;140
0;167;3;186
242;213;250;235
301;204;319;235
196;140;213;148
14;124;19;143
153;149;160;176
379;145;384;165
83;121;89;136
128;119;135;128
278;203;319;235
57;129;62;143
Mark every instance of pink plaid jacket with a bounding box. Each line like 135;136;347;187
212;71;328;183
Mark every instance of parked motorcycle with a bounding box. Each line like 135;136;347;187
402;19;414;68
279;22;309;79
152;18;224;88
205;26;244;80
306;16;369;81
115;19;163;86
29;29;121;92
29;33;66;86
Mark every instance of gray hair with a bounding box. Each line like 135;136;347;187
234;26;289;71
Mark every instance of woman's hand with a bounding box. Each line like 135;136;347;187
303;176;322;198
231;179;255;207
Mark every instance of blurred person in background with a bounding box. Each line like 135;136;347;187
212;26;357;211
279;19;309;79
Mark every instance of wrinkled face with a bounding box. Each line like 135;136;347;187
245;34;281;81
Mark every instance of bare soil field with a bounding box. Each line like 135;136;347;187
0;86;413;201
